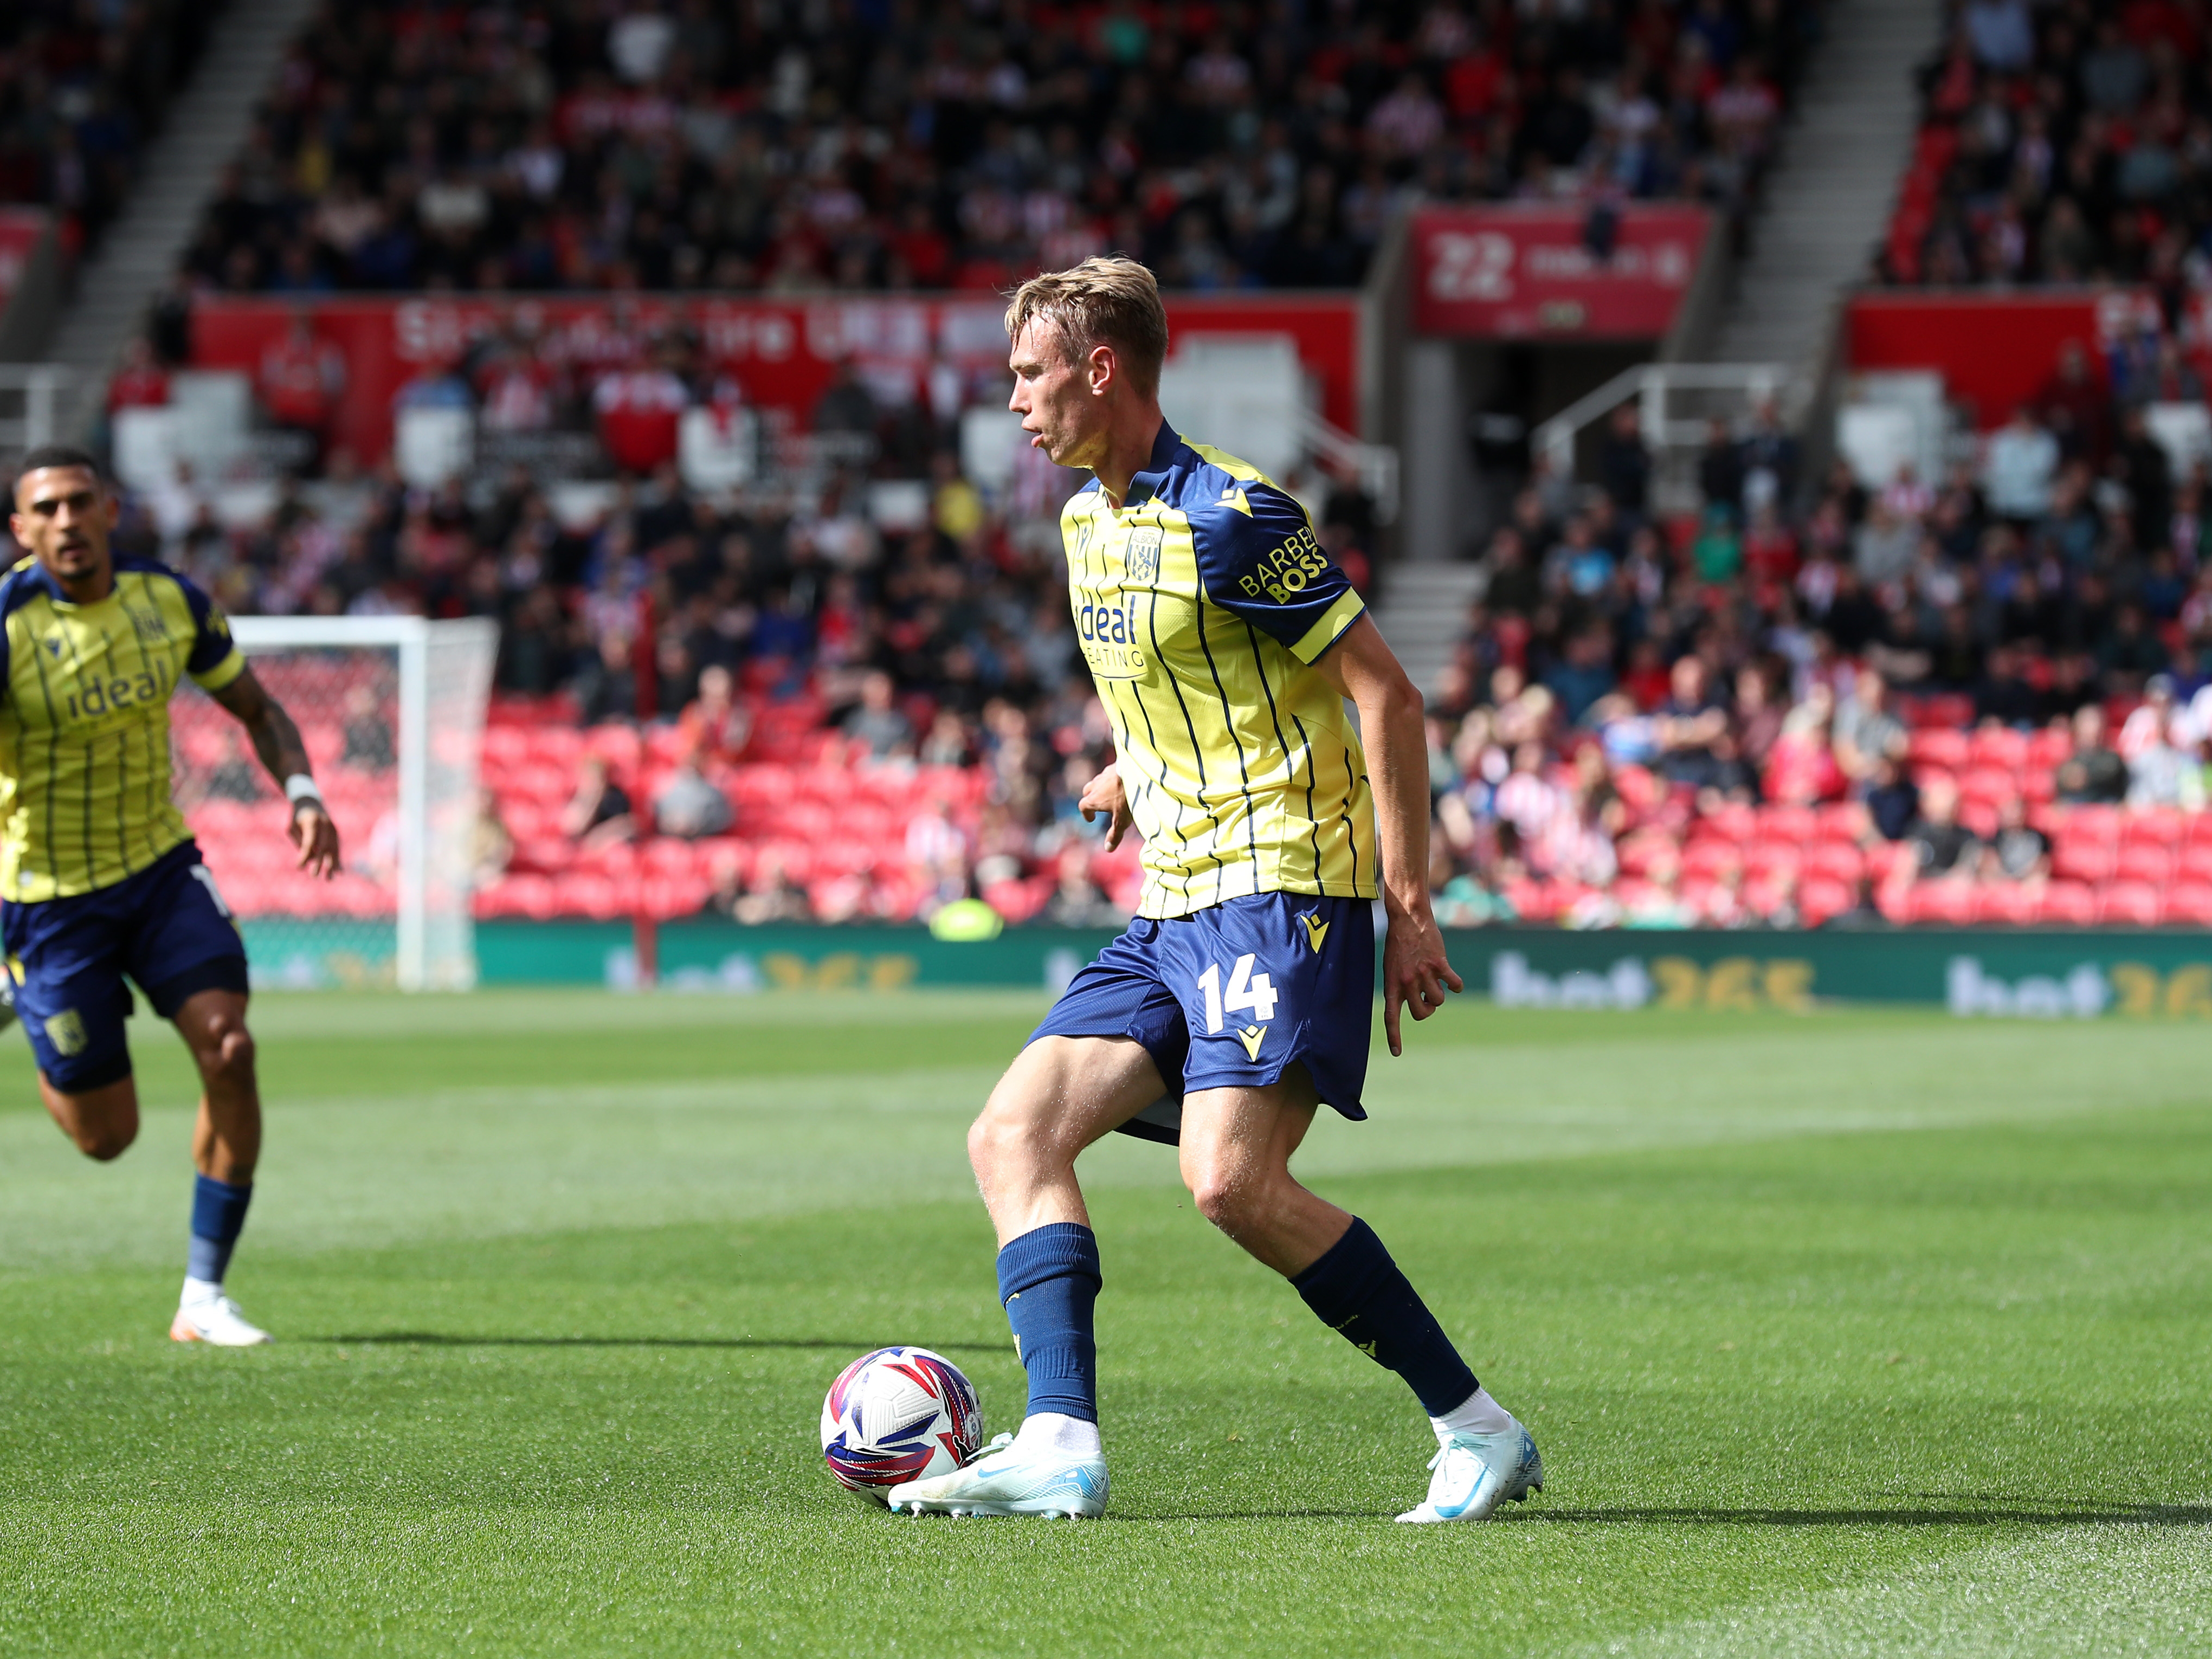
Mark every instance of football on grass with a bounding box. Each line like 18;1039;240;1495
820;1346;985;1500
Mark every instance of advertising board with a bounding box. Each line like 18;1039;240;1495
1410;204;1711;340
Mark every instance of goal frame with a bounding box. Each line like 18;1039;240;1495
227;615;498;991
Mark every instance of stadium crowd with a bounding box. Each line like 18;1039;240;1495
79;352;2212;929
1422;383;2212;928
1887;0;2212;301
0;0;218;254
182;0;1821;300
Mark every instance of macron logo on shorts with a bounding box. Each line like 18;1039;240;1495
1300;913;1329;953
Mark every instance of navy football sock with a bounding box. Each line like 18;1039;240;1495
1292;1217;1479;1416
186;1173;253;1287
996;1223;1102;1424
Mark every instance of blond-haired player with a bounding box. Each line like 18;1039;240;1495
891;260;1540;1522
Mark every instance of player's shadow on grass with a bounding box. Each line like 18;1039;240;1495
1138;1497;2211;1525
1512;1501;2212;1528
323;1332;1016;1355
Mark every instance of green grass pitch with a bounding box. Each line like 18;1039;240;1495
2;990;2208;1656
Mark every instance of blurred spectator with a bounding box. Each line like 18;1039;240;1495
1862;753;1922;842
1982;406;2058;525
1833;667;1906;784
562;754;635;847
679;666;754;764
843;669;916;760
1979;796;2050;885
652;746;736;840
729;849;811;926
471;787;515;886
2054;705;2128;804
1896;774;1979;893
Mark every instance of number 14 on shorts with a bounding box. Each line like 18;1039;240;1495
1196;953;1277;1034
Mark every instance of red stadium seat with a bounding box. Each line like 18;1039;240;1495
1957;766;2015;805
1756;804;1820;843
1904;882;1976;926
1796;876;1854;927
2096;882;2161;927
2179;844;2212;882
2026;726;2073;769
1968;727;2030;769
2035;881;2098;926
1614;825;1681;880
1800;841;1865;883
1907;730;1969;769
1681;841;1745;880
1969;883;2039;926
2189;815;2212;852
2120;810;2186;850
2161;885;2212;926
1815;802;1867;841
1863;841;1918;883
552;873;627;920
1743;839;1802;877
1699;802;1758;843
2113;844;2174;885
2060;805;2123;842
2050;841;2118;884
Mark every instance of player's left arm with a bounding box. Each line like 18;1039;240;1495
1312;616;1462;1057
1187;485;1461;1054
209;668;342;879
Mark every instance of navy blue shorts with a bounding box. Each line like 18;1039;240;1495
1029;891;1375;1146
3;839;248;1092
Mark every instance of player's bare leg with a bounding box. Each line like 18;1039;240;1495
1179;1074;1540;1521
38;1073;140;1161
169;988;270;1346
968;1034;1164;1243
891;1036;1159;1518
1177;1069;1346;1275
176;989;260;1185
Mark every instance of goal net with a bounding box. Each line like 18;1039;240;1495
169;617;498;991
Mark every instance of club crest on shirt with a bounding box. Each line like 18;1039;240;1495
1124;527;1162;585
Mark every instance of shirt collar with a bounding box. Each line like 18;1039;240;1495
1120;421;1183;509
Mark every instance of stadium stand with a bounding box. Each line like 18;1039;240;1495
81;420;2212;931
0;1;223;256
181;0;1823;298
21;0;2209;932
1881;0;2212;292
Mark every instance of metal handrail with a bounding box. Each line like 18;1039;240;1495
0;364;76;453
1533;362;1811;479
1297;406;1400;525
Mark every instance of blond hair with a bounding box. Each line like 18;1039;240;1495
1003;256;1169;398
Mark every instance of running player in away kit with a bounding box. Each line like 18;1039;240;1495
889;260;1542;1522
5;448;341;1345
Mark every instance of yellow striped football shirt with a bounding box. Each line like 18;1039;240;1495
1065;424;1376;919
0;557;247;902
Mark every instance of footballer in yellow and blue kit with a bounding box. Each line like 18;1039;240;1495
0;554;251;1091
1029;423;1379;1144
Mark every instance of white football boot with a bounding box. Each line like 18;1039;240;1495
1396;1422;1543;1523
887;1432;1108;1519
170;1293;273;1346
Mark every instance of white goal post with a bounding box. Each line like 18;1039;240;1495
175;616;499;991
